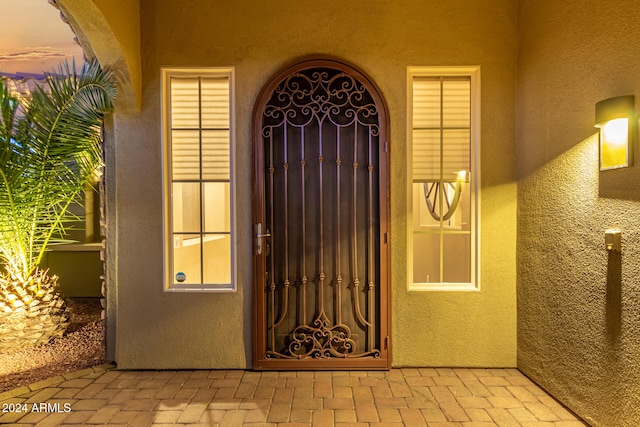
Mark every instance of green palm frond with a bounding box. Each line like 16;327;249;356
0;59;116;282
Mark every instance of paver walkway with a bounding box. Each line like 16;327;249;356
0;365;588;426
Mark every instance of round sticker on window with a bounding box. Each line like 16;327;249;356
176;272;186;283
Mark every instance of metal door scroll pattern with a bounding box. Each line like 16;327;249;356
253;59;390;369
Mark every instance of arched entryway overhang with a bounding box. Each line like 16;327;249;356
54;0;141;112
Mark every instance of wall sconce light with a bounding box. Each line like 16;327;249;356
595;95;635;170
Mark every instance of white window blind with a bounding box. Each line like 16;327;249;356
412;77;471;182
170;78;230;182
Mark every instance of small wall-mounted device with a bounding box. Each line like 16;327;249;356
605;228;622;252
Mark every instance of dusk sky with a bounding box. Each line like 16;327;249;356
0;0;84;74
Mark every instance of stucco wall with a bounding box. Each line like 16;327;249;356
517;1;640;425
41;249;103;297
106;0;518;369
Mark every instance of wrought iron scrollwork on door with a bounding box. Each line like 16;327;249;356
262;69;380;133
259;65;383;361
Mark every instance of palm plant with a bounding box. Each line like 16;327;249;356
0;60;116;351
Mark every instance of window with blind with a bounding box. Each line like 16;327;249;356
407;67;480;291
162;68;236;291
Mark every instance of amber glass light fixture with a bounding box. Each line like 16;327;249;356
595;95;635;170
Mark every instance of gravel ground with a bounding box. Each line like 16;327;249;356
0;298;105;393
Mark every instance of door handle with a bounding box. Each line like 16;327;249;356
256;223;271;255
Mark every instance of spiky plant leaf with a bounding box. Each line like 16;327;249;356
0;59;115;349
0;59;115;282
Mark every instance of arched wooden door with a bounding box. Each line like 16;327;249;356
252;58;390;369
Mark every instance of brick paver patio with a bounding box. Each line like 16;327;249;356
0;365;588;426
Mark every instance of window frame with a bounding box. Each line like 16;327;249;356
406;66;481;292
161;67;237;292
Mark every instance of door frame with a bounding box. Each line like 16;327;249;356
251;56;391;370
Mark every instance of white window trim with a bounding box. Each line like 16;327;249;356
406;66;481;292
161;67;237;292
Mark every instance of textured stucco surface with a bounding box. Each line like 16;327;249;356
68;0;518;369
517;1;640;425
